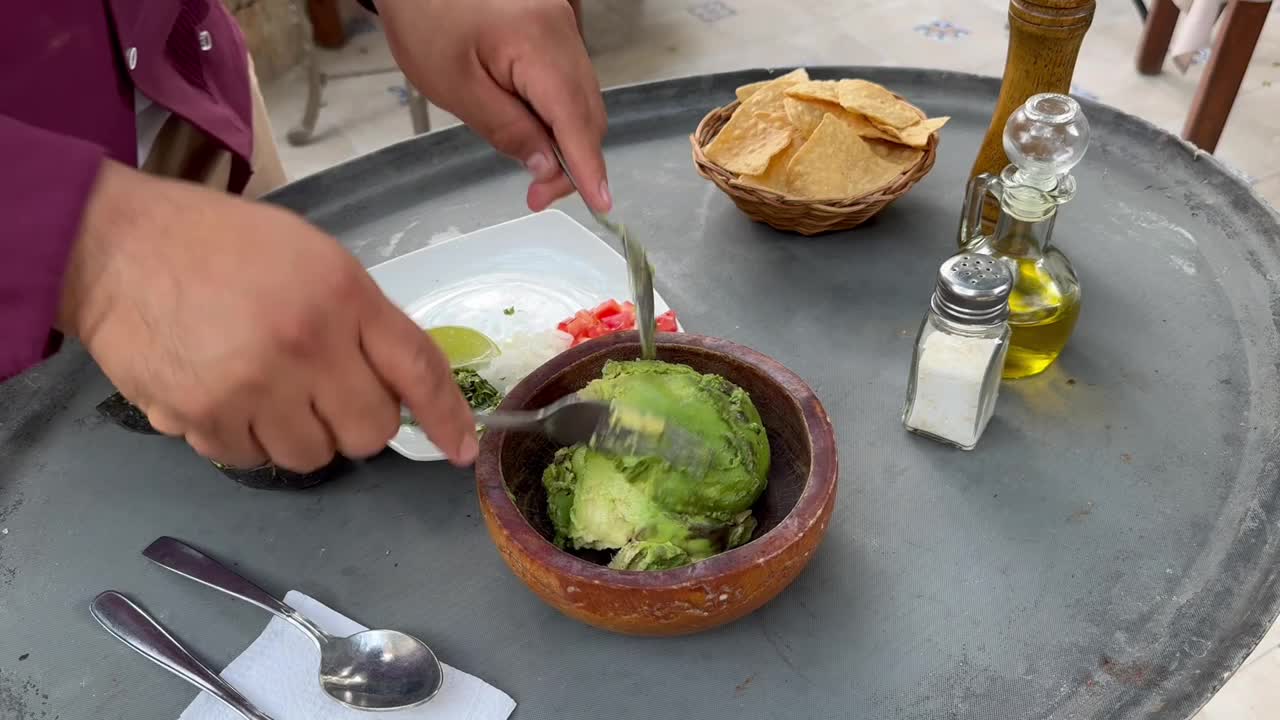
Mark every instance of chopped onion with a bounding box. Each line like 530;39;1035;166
478;329;573;394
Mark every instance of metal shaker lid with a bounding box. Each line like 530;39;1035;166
931;253;1013;325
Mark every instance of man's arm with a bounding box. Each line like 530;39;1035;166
50;157;478;470
0;115;106;381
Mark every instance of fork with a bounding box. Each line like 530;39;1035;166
402;395;710;475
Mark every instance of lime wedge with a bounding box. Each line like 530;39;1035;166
426;326;499;368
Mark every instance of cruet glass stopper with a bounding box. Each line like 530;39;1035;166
1001;93;1090;202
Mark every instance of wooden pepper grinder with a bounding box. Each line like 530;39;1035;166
971;0;1096;227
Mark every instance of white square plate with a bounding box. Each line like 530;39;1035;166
367;209;676;461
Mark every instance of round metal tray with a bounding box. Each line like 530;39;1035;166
3;67;1279;720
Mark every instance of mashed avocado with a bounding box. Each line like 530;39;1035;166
541;359;769;571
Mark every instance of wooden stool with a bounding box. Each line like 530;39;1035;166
1136;0;1272;153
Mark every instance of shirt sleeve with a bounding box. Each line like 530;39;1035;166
0;114;105;382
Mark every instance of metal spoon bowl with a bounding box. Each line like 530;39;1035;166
142;536;443;711
319;629;441;709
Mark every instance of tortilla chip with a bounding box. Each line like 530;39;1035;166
835;79;920;129
784;80;841;105
772;68;812;86
709;69;811;174
704;109;795;175
783;97;834;139
783;96;901;144
714;69;935;196
737;69;809;115
735;75;793;103
735;80;769;103
784;114;907;200
737;134;804;193
871;116;949;148
866;139;924;170
834;109;902;142
899;116;949;146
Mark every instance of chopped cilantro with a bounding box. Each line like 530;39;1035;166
403;369;502;428
452;368;502;413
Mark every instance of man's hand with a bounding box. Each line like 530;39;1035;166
59;160;478;472
376;0;610;214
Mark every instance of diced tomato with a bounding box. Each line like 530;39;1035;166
556;300;681;347
592;299;627;319
557;310;597;337
600;305;635;332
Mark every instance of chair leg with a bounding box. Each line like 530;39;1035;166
1183;0;1271;152
406;77;431;135
1136;0;1181;75
287;0;326;146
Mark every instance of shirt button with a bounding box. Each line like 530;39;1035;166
126;46;138;70
198;30;213;51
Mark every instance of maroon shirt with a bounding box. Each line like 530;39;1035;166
0;0;254;381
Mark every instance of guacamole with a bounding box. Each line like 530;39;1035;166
541;359;770;571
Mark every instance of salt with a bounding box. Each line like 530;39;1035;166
902;253;1013;451
904;331;1000;449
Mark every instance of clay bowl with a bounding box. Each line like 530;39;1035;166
475;331;838;636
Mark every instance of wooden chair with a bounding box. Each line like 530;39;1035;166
1136;0;1273;153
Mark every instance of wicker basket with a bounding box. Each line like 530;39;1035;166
690;98;940;236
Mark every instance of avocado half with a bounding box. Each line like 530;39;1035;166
96;391;345;491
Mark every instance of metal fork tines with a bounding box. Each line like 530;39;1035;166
478;395;711;476
588;405;711;478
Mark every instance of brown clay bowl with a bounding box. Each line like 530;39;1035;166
475;331;838;636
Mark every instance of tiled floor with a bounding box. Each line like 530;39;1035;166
257;1;1280;716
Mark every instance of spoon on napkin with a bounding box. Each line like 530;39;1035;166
142;536;443;711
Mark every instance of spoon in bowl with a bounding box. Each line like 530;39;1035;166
142;536;443;711
545;143;657;361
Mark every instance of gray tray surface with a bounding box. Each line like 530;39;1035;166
3;67;1280;720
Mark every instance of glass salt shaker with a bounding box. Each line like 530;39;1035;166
903;253;1014;450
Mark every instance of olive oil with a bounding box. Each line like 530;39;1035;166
1003;257;1081;379
957;93;1091;381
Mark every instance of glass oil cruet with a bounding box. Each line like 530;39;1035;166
958;92;1090;380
